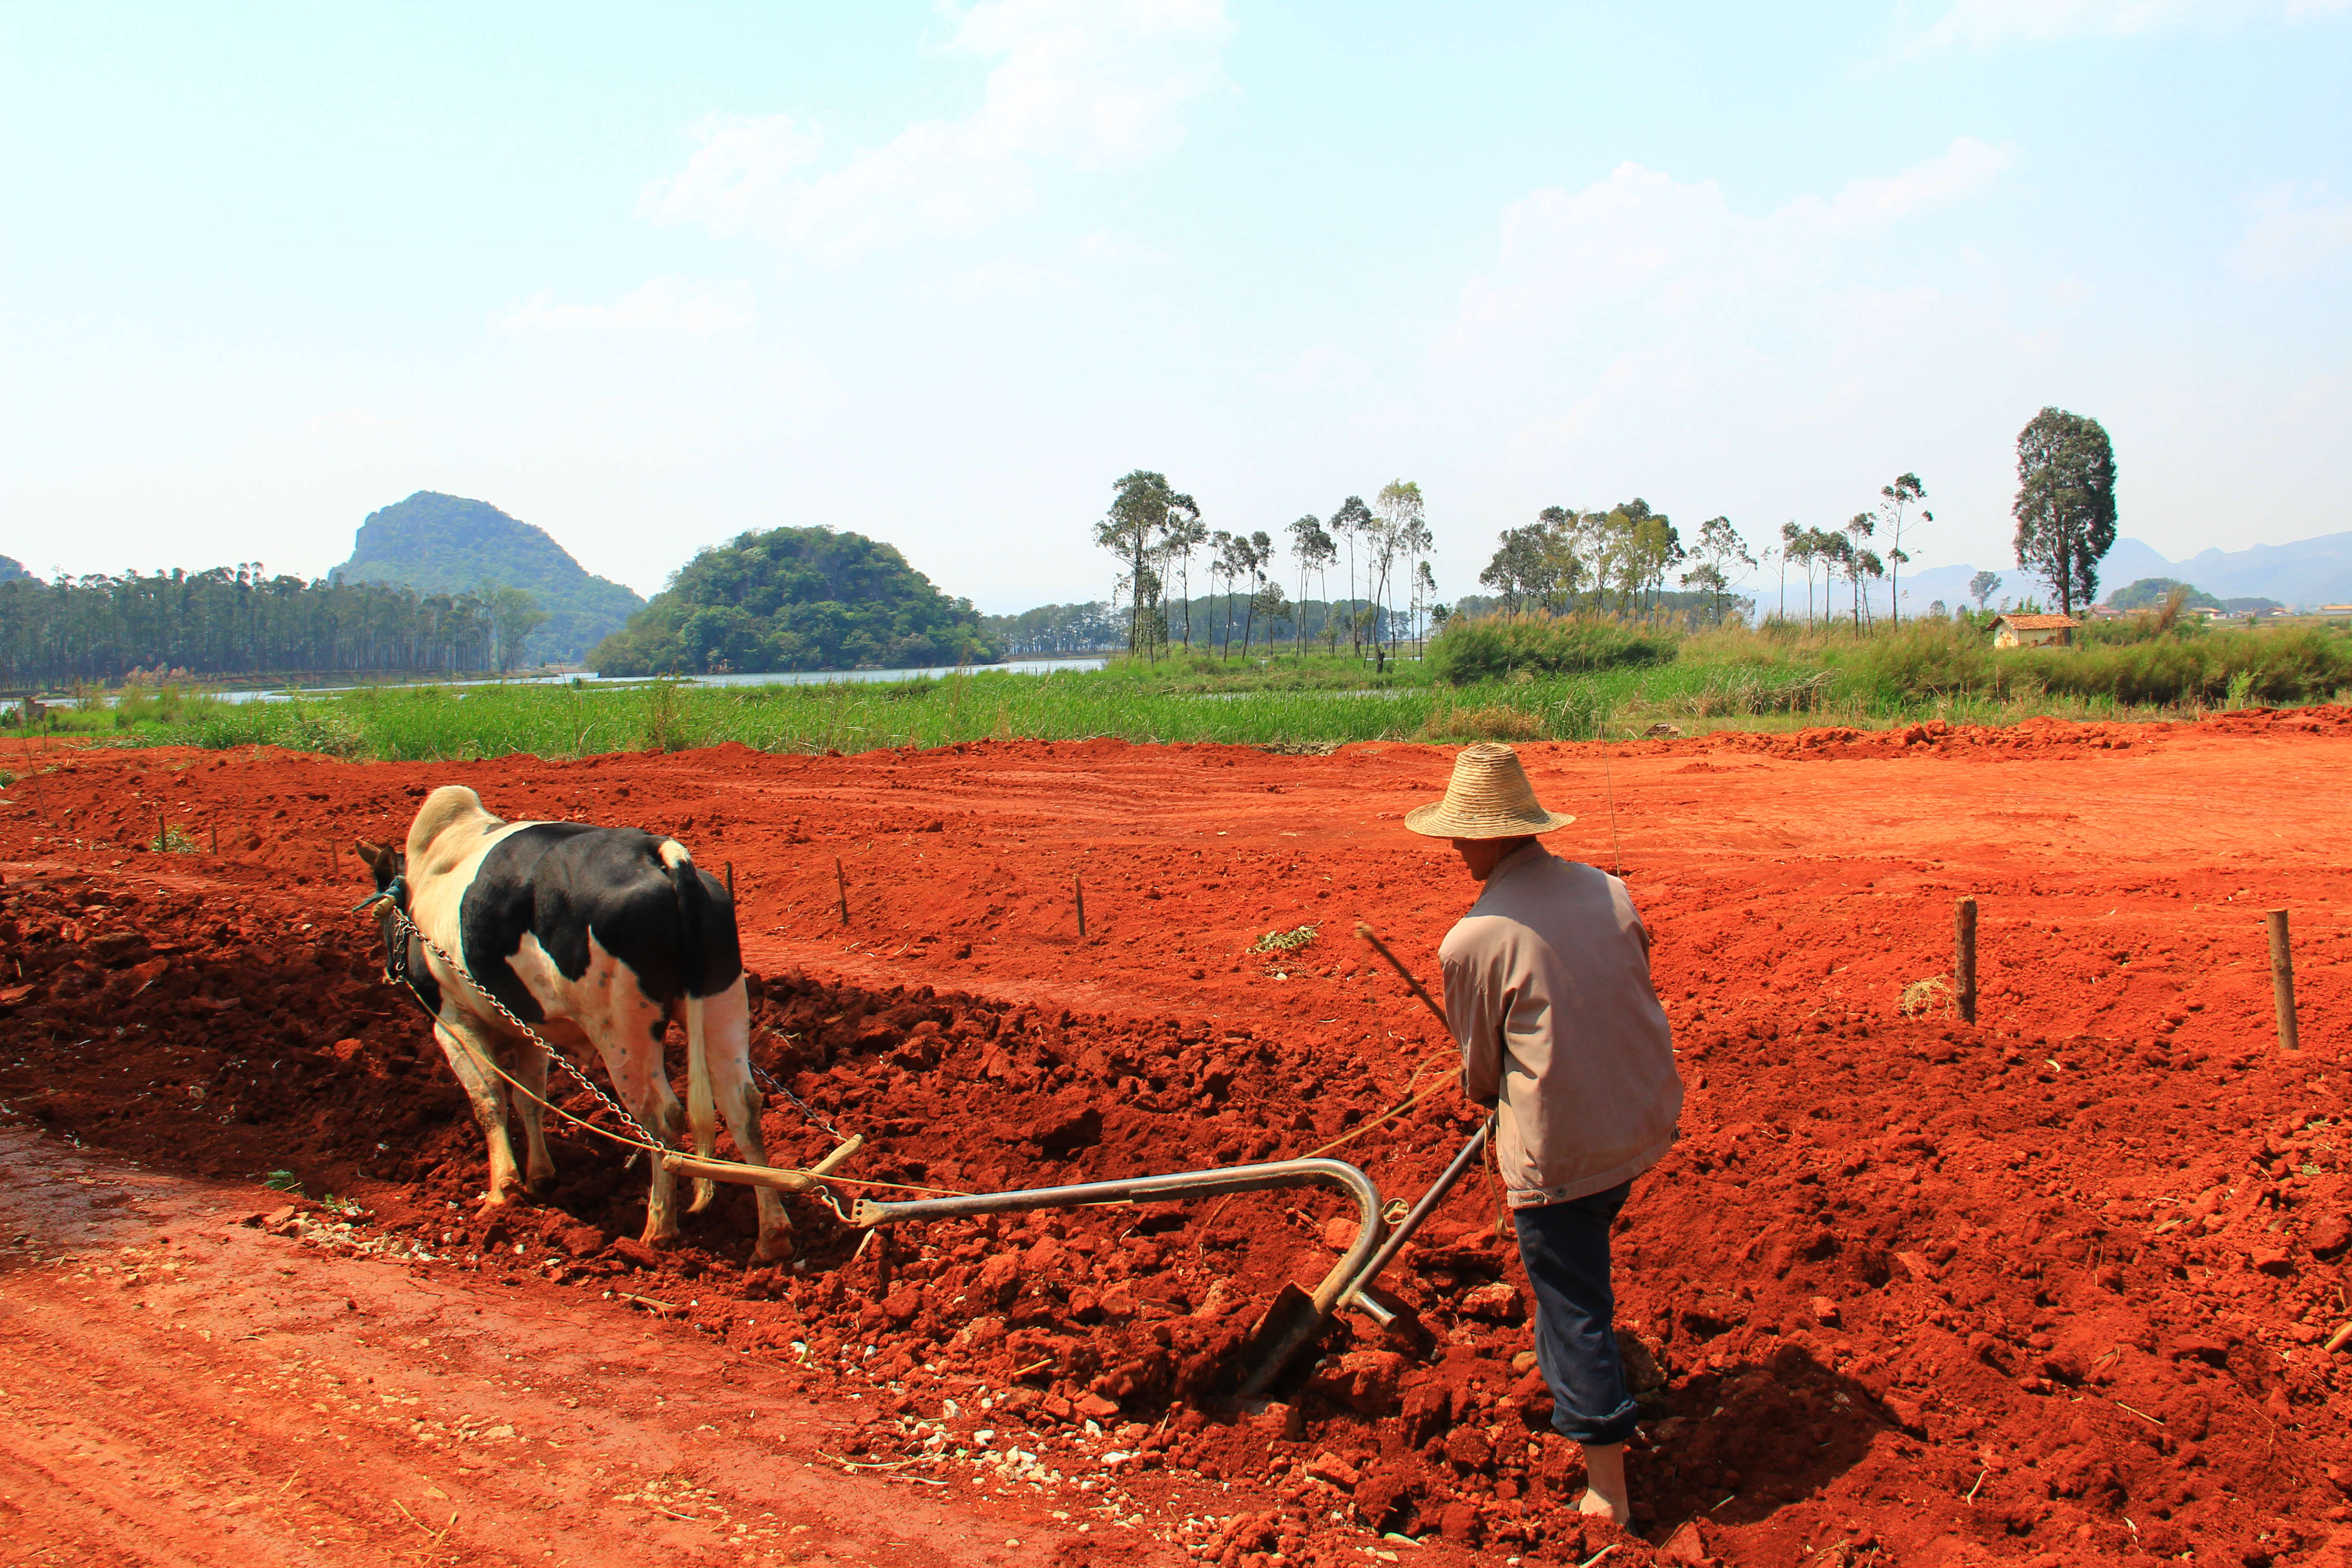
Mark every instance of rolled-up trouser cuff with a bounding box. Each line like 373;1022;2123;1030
1555;1396;1640;1447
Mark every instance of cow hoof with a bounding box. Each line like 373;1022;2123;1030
639;1225;681;1250
687;1179;719;1214
527;1175;557;1197
476;1188;518;1210
752;1233;796;1264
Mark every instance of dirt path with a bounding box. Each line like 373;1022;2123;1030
0;1127;1172;1568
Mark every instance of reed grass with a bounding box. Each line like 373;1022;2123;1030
21;613;2347;763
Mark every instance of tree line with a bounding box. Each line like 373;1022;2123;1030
980;597;1409;660
1093;471;1438;669
1472;406;2117;636
0;565;554;686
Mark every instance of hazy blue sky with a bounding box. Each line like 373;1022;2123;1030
3;1;2346;611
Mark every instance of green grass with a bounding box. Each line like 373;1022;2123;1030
22;614;2350;762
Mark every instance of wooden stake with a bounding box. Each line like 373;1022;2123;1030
834;857;849;926
2268;909;2299;1054
210;823;218;856
1074;873;1086;938
1955;897;1978;1024
725;860;735;899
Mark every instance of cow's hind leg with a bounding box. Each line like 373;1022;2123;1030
683;995;720;1215
509;1046;558;1196
584;1005;686;1247
701;980;793;1261
434;1017;525;1205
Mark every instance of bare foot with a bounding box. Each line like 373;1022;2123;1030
1578;1442;1632;1527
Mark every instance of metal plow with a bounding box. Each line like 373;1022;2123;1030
828;1114;1496;1397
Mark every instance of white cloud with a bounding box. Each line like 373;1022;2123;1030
490;278;756;336
637;115;822;238
2233;182;2352;279
642;0;1233;261
1807;137;2015;229
1446;138;2013;353
1916;0;2347;50
1410;140;2050;578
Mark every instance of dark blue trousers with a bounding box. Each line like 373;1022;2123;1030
1511;1180;1639;1446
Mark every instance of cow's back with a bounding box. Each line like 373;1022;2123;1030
446;822;742;1027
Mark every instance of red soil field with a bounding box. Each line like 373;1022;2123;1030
1;707;2347;1567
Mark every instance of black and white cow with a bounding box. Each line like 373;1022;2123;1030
354;784;791;1260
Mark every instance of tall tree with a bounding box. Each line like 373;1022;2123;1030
1372;480;1427;669
1968;569;2004;611
1094;470;1199;659
1625;506;1683;620
1536;507;1588;614
1328;495;1374;658
1161;512;1208;653
1480;523;1547;613
2012;407;2118;616
1285;514;1334;658
1777;521;1802;622
1877;474;1927;626
486;586;549;673
1236;530;1274;657
1680;516;1755;626
1842;514;1877;627
1208;529;1237;657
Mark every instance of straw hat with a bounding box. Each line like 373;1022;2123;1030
1404;742;1573;839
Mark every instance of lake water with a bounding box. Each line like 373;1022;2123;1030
201;655;1108;704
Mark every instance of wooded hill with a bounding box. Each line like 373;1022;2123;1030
591;527;999;675
331;492;643;663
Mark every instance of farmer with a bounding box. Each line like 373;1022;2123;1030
1406;742;1683;1528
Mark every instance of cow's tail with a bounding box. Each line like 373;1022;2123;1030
662;839;720;1211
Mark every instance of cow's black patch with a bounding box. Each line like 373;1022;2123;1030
456;823;742;1024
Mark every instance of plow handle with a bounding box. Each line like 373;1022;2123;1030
1354;922;1450;1033
1341;1114;1495;1308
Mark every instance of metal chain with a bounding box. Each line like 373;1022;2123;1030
387;903;665;1152
749;1033;847;1141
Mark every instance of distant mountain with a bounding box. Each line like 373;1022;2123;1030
1801;531;2352;618
0;554;27;584
331;492;644;663
2161;532;2352;607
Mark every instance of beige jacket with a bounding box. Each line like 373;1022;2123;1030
1438;842;1682;1207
